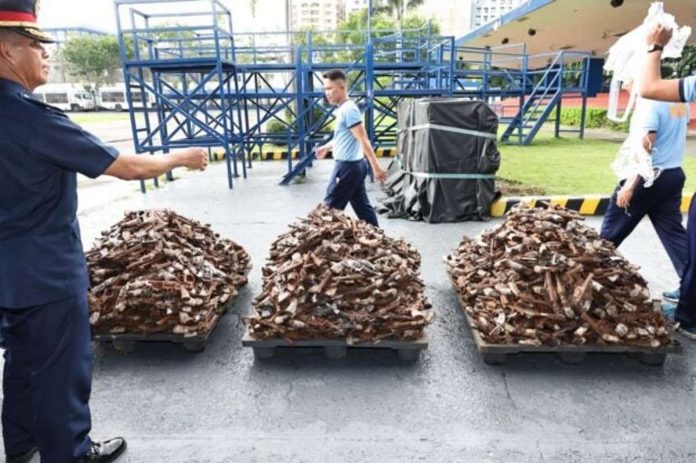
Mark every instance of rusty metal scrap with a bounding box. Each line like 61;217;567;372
445;205;673;348
247;204;433;343
87;209;251;337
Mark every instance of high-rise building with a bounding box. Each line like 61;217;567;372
289;0;346;31
473;0;527;29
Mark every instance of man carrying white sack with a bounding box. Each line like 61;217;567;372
599;78;689;295
639;23;696;340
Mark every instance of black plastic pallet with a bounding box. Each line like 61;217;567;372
93;311;223;353
242;331;428;362
462;311;681;366
93;331;213;353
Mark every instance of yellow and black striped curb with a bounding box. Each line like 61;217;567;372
490;193;693;217
210;147;397;162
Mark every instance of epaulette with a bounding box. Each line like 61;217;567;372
21;93;66;115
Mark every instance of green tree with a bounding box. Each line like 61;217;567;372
293;26;330;47
337;9;439;45
335;9;439;62
377;0;426;29
400;14;439;35
337;9;396;46
61;36;127;94
291;26;336;63
146;22;198;57
665;44;696;78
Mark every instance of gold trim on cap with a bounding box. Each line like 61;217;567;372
0;20;40;28
0;24;53;43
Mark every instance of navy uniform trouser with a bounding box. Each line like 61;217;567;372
600;167;687;278
324;159;379;227
0;293;92;463
677;194;696;327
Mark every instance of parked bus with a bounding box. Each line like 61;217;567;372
32;83;95;111
98;84;149;111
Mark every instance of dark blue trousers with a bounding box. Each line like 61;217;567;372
600;168;687;278
324;159;379;227
0;293;92;463
677;194;696;327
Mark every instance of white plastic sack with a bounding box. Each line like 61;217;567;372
611;97;657;187
610;135;656;188
604;2;692;122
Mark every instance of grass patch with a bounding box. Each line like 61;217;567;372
498;133;696;195
69;112;131;125
497;177;546;196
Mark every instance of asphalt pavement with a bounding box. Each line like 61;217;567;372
4;117;695;462
64;158;696;462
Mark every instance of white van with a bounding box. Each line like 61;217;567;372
33;83;95;111
98;84;148;111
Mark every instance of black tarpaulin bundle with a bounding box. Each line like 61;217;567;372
376;98;500;223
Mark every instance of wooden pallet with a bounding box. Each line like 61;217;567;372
242;331;428;362
93;311;224;353
462;310;681;366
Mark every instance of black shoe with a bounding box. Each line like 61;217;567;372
6;447;38;463
79;437;127;463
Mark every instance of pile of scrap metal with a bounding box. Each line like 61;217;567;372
87;209;251;337
247;204;433;343
445;205;673;348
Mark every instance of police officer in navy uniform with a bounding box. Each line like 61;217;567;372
0;1;208;461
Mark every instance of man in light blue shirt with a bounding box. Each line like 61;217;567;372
315;69;387;227
331;96;365;162
600;93;689;283
643;99;689;169
639;23;696;340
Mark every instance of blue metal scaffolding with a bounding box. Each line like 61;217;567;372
114;0;602;190
115;0;244;191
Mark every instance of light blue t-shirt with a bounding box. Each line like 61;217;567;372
632;98;689;170
332;100;364;162
680;75;696;102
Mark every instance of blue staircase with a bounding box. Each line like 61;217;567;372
501;92;562;145
501;52;581;146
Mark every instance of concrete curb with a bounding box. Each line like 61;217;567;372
490;193;693;217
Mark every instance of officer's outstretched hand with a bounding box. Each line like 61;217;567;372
180;147;208;171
